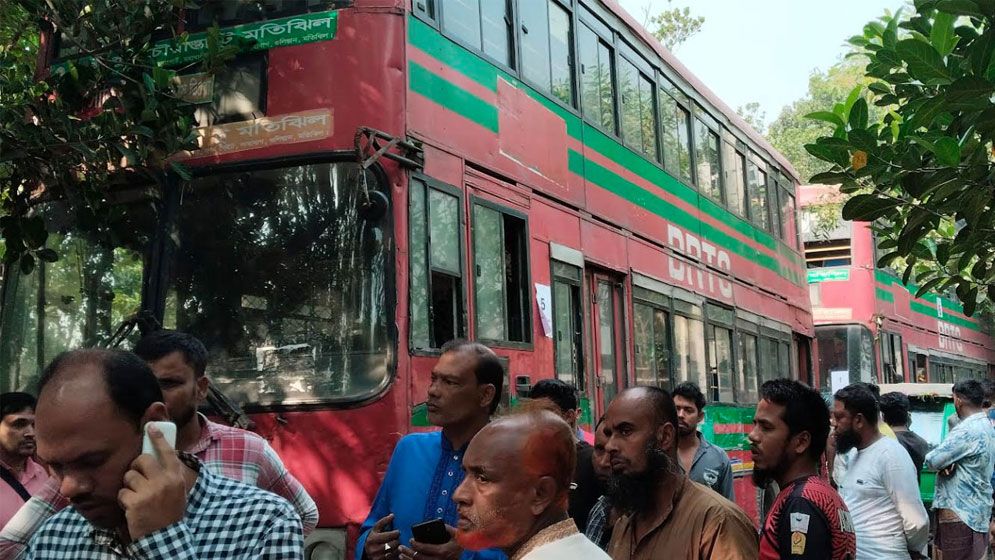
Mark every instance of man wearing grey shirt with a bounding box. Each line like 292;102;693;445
673;382;735;501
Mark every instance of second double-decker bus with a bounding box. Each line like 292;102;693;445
0;1;810;555
800;184;995;391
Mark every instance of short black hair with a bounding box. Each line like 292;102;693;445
982;379;995;408
879;392;911;427
1;392;35;419
133;330;209;378
38;349;164;429
759;379;830;460
854;381;881;400
529;379;578;413
672;382;706;412
835;383;879;426
953;380;985;408
441;340;504;414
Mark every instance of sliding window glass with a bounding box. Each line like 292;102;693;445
633;288;671;388
410;178;465;350
441;0;514;68
778;179;799;249
619;56;657;159
579;23;616;133
721;141;747;217
473;203;531;344
881;332;904;383
748;159;770;231
659;89;692;183
695;116;722;202
521;0;574;106
736;322;760;403
673;300;706;389
552;262;584;388
706;304;735;403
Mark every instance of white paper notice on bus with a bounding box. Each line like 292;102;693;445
830;370;850;395
535;283;553;339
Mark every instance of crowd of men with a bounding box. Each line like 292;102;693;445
1;333;994;560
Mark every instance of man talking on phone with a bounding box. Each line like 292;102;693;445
21;349;303;559
356;340;505;560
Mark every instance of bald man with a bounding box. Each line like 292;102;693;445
604;387;758;560
438;411;609;560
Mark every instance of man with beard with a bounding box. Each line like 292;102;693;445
750;379;856;560
924;380;995;560
357;340;505;560
445;410;608;560
584;419;617;551
673;382;734;500
22;349;303;558
879;392;930;481
0;331;318;560
0;393;49;529
833;384;928;560
603;387;757;560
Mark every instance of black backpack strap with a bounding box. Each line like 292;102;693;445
0;463;32;502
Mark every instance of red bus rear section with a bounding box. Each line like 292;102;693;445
800;184;995;392
1;2;816;557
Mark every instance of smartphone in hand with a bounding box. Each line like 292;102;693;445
411;518;450;545
141;421;177;463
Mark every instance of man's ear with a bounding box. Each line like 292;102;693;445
531;476;558;515
141;402;170;426
791;430;812;457
195;375;211;403
657;422;677;452
479;384;496;412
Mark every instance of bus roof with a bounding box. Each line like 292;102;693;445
879;383;953;398
603;0;801;184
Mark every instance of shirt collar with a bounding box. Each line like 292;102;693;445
187;412;216;455
510;518;579;560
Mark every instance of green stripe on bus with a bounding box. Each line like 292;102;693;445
712;433;750;451
909;301;982;331
409;18;498;92
409;61;498;132
876;286;895;303
874;269;969;315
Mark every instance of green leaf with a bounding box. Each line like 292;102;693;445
804;111;846;128
896;39;953;85
21;216;47;249
170;161;193;181
849;98;869;130
944;77;995;110
842;193;900;222
932;137;961;166
19;253;35;275
915;277;947;297
930;11;959;56
935;0;984;17
37;248;58;263
804;143;849;167
808;171;850;184
877;251;903;268
844;86;863;117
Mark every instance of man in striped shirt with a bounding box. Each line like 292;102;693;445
0;331;317;560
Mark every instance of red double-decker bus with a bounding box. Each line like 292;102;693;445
800;184;995;389
0;1;811;556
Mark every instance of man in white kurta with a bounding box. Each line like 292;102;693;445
431;410;608;560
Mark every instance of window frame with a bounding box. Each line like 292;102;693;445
180;0;337;32
469;195;534;349
432;0;518;75
183;51;269;128
551;259;586;390
632;286;673;390
577;6;619;136
409;174;468;355
692;106;724;204
704;302;736;403
734;318;761;404
671;297;706;391
617;43;659;162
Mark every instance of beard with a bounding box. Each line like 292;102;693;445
835;428;861;454
677;423;693;437
752;448;790;487
607;441;677;515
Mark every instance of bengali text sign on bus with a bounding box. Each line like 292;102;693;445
807;268;850;283
174;108;333;160
152;10;339;66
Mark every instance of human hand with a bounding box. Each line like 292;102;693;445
398;525;461;560
118;425;188;540
365;514;401;560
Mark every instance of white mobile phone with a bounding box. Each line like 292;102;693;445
142;421;177;463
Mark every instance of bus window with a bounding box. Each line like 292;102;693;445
707;324;734;403
472;203;531;344
579;23;615;133
673;301;705;390
164;162;392;405
619;57;657;160
748;160;769;231
184;0;331;29
440;0;514;69
410;178;465;351
659;88;692;185
0;196;154;393
737;329;760;403
633;287;671;388
552;262;584;388
721;142;747;217
520;0;574;107
694;117;722;203
190;54;266;128
779;183;799;249
881;332;904;383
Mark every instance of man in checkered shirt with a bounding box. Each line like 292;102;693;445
20;348;303;559
1;331;317;560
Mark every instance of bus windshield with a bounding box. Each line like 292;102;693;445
164;161;393;406
0;193;155;391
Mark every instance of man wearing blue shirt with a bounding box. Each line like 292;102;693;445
925;380;995;560
357;341;505;560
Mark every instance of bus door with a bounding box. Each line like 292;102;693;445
587;270;627;415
